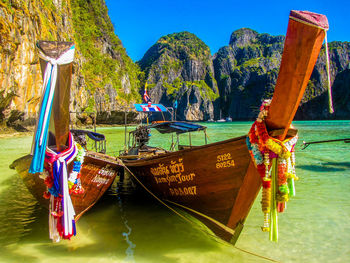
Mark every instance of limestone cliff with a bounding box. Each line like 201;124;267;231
138;32;219;121
0;0;141;130
296;42;350;119
213;28;350;120
213;28;284;120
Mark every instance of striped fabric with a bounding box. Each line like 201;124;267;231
134;103;168;112
45;132;78;241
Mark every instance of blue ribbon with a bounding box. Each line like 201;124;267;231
29;68;54;174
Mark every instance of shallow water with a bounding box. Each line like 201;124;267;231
0;121;349;263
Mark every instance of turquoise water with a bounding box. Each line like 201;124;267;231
0;121;349;262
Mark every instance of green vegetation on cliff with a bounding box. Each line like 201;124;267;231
71;0;141;109
139;31;211;74
158;32;210;60
137;31;218;120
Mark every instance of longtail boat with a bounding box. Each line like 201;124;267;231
10;41;122;241
119;10;329;244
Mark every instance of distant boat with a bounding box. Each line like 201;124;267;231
217;109;225;122
216;117;232;122
118;10;329;244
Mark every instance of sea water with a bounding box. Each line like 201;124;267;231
0;121;349;263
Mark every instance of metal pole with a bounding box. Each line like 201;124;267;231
124;111;127;150
171;134;174;151
93;112;96;132
302;138;350;149
93;112;97;151
177;134;179;150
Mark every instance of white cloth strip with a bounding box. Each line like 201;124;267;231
60;158;76;236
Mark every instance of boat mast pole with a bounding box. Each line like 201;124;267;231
93;112;97;151
124;110;127;151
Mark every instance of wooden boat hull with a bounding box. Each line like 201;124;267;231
123;136;261;243
10;152;123;220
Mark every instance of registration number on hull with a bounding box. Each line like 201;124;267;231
169;186;197;196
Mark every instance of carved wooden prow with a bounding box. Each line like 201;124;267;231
37;41;74;151
227;10;329;244
265;11;329;140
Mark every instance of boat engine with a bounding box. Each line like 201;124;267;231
134;126;150;148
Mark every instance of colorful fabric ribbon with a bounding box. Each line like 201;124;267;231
29;44;75;174
45;132;78;241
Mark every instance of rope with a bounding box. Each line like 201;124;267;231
121;164;195;225
234;246;281;262
324;30;334;113
119;160;280;262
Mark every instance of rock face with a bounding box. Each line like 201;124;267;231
138;32;219;121
140;29;350;121
213;28;284;120
70;0;141;114
0;0;140;129
296;42;350;119
214;29;350;120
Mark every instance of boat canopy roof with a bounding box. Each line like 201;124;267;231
143;121;207;134
134;104;167;112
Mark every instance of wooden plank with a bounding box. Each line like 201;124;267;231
265;19;326;139
52;63;72;151
226;161;261;244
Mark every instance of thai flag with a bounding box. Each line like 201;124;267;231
143;88;151;103
140;104;162;112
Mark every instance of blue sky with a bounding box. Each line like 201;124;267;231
105;0;349;62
